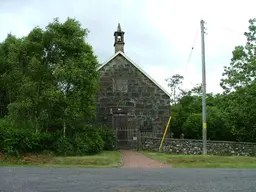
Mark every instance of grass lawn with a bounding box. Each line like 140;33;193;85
143;151;256;168
0;151;121;168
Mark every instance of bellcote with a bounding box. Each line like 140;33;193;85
114;23;125;53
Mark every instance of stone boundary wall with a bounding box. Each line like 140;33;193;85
141;137;256;156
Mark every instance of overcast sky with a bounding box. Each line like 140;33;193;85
0;0;255;94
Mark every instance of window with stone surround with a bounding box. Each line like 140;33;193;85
112;78;128;92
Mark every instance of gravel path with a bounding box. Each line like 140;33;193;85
121;150;171;168
0;167;256;191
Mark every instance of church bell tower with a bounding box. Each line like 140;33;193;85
114;23;125;53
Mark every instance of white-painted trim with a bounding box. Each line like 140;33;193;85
97;51;171;97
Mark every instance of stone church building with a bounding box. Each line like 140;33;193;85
96;24;170;149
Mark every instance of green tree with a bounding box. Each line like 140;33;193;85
1;18;99;135
221;18;256;92
169;84;203;138
45;18;99;137
0;34;23;118
6;28;54;132
219;18;256;141
166;74;184;104
182;113;201;139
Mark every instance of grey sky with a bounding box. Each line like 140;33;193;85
0;0;255;94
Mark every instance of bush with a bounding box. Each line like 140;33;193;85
54;136;74;156
0;118;117;156
72;124;104;155
0;128;55;156
97;125;117;150
0;118;56;155
182;113;202;139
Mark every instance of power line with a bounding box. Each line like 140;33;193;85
183;28;199;83
182;23;244;82
171;22;245;92
220;27;244;35
207;23;245;36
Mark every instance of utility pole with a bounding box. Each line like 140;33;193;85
200;20;207;155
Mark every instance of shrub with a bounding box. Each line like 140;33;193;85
0;118;116;156
0;119;28;155
182;113;202;139
0;118;56;156
0;128;55;156
0;118;11;129
54;136;74;156
97;125;117;150
72;124;104;155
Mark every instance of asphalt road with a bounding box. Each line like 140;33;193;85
0;167;256;192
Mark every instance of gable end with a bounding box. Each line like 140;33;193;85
97;51;170;97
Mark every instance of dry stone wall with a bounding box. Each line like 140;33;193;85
141;137;256;156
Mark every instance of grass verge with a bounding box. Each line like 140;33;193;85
0;151;121;168
143;151;256;168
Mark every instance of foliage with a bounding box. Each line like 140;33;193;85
54;137;74;156
166;74;184;104
182;113;202;139
72;125;104;155
0;120;56;156
0;34;22;117
72;124;117;154
0;118;116;156
0;17;115;157
44;18;99;136
167;18;256;142
98;125;117;150
219;18;256;141
221;18;256;93
0;17;99;136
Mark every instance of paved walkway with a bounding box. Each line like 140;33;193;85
120;150;172;168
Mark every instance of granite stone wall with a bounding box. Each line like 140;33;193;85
141;137;256;156
97;54;170;136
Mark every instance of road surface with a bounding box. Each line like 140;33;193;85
0;167;255;191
